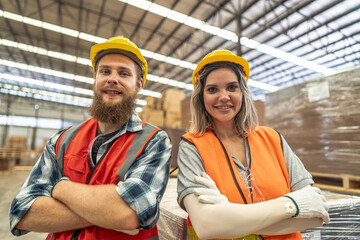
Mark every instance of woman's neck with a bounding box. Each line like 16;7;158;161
212;122;239;141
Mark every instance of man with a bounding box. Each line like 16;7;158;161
9;36;172;239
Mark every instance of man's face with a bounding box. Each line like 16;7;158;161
94;53;142;105
88;54;142;124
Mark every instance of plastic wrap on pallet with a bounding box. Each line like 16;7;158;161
265;66;360;176
301;193;360;239
158;178;188;240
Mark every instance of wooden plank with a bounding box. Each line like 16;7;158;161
314;183;360;195
311;171;360;194
311;171;360;180
0;170;11;175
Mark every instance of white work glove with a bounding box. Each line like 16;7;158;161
116;229;139;235
285;186;330;224
193;172;229;204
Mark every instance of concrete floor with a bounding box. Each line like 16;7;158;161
0;170;47;240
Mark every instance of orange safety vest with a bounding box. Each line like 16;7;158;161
47;118;160;240
182;126;302;240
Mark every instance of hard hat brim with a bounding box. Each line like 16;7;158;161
192;52;249;87
90;40;148;85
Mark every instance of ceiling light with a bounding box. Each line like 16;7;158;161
200;24;220;35
148;3;170;17
0;9;286;92
139;89;162;98
167;10;188;23
0;10;198;72
184;17;203;29
78;33;106;43
120;0;336;77
247;79;279;92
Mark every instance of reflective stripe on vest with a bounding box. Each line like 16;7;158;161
56;121;82;175
56;120;158;181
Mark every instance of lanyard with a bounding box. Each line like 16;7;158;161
212;130;249;204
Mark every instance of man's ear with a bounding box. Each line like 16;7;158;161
137;79;143;92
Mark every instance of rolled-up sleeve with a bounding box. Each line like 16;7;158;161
115;130;172;229
9;131;63;236
176;140;207;210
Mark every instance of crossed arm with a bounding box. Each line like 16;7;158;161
16;182;139;233
183;173;327;240
184;193;323;239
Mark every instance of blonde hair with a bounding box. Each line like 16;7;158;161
189;61;258;137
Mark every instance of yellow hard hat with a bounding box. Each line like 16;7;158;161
192;49;249;87
90;36;148;85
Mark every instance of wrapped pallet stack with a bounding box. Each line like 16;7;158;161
265;66;360;194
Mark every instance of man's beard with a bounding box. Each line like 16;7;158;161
87;89;138;125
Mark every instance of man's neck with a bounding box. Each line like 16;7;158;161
98;121;125;135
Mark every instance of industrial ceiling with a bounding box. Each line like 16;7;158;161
1;0;359;112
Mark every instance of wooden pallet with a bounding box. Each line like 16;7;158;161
0;170;11;175
311;172;360;194
13;165;33;171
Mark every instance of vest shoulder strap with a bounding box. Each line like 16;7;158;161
56;120;160;181
56;121;84;175
118;122;160;181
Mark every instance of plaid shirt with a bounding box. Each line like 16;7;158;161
9;113;172;236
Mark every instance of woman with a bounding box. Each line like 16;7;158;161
177;49;329;240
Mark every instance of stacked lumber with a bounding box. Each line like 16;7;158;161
6;136;27;150
0;148;17;173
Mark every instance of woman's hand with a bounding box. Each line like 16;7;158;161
285;186;330;224
193;172;229;204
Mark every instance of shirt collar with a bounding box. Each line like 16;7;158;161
124;112;143;133
95;112;143;139
113;112;143;137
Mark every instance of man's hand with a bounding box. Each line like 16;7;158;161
193;172;228;204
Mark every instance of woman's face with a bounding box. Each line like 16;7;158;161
203;67;243;127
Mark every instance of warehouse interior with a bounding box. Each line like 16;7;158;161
0;0;360;239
